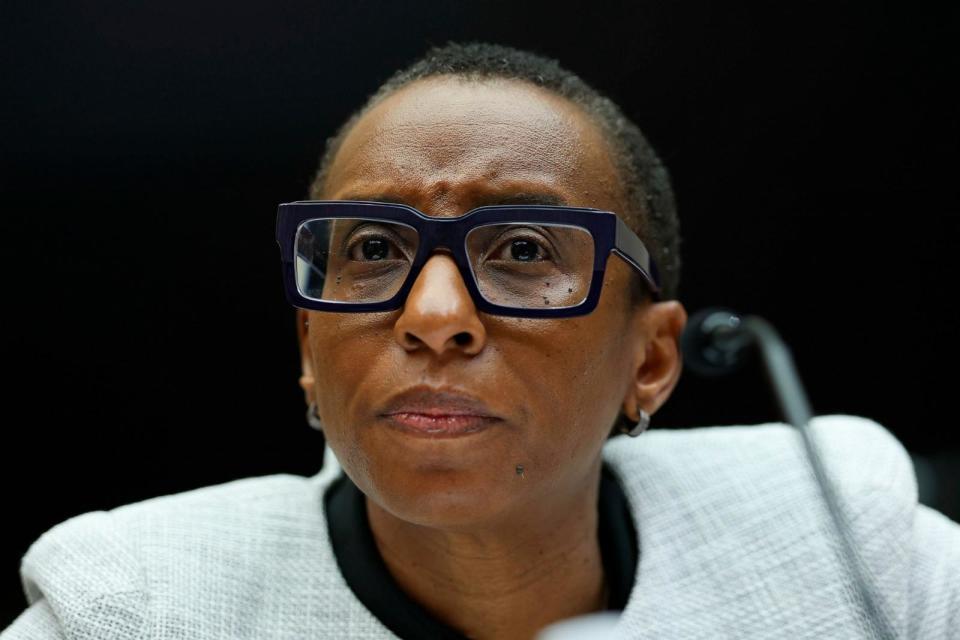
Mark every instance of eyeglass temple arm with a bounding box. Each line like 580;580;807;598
612;216;662;296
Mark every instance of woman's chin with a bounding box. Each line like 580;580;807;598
339;419;541;529
365;463;532;531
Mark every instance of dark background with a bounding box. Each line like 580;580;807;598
2;0;957;627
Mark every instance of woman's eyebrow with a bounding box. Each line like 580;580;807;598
472;192;567;207
337;193;408;205
337;192;568;207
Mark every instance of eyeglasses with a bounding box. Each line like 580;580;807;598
275;200;661;318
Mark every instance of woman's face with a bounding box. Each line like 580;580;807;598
300;76;684;529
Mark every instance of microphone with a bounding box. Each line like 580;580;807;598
681;308;811;426
681;307;897;640
679;307;751;377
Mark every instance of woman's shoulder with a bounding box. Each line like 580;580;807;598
604;414;960;638
22;468;338;565
604;413;915;504
603;413;920;560
27;445;346;553
7;452;369;640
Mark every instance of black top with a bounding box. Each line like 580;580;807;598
324;465;639;639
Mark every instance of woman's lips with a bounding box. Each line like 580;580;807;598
383;412;499;436
378;387;503;438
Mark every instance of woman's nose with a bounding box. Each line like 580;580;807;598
393;253;487;356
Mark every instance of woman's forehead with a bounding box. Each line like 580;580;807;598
323;77;626;213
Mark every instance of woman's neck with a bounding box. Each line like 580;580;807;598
365;468;606;640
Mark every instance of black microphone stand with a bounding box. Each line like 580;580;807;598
682;309;897;640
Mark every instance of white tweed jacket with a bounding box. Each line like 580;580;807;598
3;415;958;639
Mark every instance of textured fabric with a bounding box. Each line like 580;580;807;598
3;415;958;639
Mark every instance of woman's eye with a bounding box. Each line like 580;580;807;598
509;239;542;262
349;236;398;261
491;236;550;263
362;238;388;260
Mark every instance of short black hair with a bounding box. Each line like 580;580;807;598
310;42;681;301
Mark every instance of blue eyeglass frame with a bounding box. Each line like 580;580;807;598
275;200;661;318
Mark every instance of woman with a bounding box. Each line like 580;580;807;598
4;43;957;640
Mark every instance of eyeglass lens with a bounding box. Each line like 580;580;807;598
294;218;595;309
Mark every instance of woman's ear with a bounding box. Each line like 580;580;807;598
621;300;687;421
296;309;316;407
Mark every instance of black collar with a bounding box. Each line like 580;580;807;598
324;464;638;639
